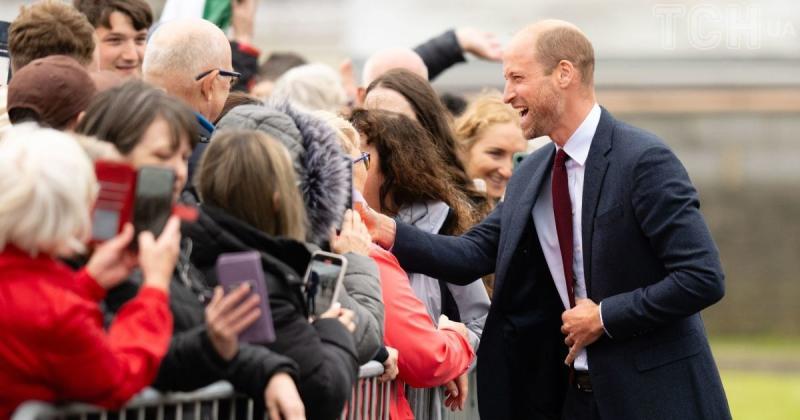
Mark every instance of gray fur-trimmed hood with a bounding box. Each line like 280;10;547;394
214;101;350;246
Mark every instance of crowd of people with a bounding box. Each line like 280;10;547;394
0;1;523;419
0;1;731;420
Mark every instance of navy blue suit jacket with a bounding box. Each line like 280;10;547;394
393;108;731;419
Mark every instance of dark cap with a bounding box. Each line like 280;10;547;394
7;55;97;129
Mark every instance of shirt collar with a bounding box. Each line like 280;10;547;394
557;103;601;167
195;112;216;135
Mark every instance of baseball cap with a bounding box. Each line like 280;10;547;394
7;55;96;129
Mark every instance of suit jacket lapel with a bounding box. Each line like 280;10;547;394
581;108;614;294
494;146;555;297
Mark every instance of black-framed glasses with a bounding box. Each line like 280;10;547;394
352;152;370;170
194;68;242;86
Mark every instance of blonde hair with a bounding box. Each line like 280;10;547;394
196;130;307;242
0;124;96;257
454;91;521;154
313;110;359;154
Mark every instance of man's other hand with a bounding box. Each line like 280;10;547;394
561;298;604;366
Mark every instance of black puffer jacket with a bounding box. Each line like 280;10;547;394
185;204;359;420
103;237;299;408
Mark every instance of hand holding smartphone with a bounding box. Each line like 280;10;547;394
303;251;348;318
215;251;276;344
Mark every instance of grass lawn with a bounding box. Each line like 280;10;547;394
712;336;800;419
721;370;800;420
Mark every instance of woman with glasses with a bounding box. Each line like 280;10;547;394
351;108;490;420
321;111;476;420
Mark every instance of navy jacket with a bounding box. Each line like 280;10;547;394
393;108;731;419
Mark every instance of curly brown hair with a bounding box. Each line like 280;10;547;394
365;69;492;220
350;108;476;235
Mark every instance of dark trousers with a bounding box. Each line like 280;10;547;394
561;380;601;420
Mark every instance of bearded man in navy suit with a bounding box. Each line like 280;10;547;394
364;19;731;420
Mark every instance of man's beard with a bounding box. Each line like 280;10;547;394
526;88;563;139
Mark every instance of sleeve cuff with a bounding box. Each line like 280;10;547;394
137;285;170;303
74;268;107;301
599;301;613;338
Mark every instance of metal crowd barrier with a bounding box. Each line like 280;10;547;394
406;369;480;420
339;362;391;420
12;362;389;420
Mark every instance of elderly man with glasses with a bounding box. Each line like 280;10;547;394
143;18;238;183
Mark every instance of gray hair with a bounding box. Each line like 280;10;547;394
271;64;348;114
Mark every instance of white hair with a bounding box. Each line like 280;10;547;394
271;64;348;114
361;48;429;87
0;124;96;257
143;19;231;88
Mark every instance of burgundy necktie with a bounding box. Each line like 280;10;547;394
552;149;576;308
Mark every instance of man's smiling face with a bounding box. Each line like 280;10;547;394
95;11;147;78
502;36;563;139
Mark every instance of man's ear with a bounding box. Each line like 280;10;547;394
555;60;575;88
199;71;217;102
67;111;87;131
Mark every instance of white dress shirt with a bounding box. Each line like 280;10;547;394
532;103;601;371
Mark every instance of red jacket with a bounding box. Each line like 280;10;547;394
0;247;173;418
370;247;474;419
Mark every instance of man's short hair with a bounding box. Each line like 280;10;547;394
73;0;153;31
8;0;96;70
535;26;595;85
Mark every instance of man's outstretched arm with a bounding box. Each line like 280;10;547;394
366;202;503;285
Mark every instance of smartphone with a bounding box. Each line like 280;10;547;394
513;152;529;172
302;251;348;317
131;166;175;243
92;161;137;243
216;251;276;344
0;21;11;85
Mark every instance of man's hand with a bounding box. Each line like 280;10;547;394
353;202;396;249
444;372;469;411
561;298;604;366
264;372;306;420
455;27;503;61
379;347;399;383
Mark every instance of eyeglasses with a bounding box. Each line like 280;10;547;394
352;152;370;170
194;69;242;86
